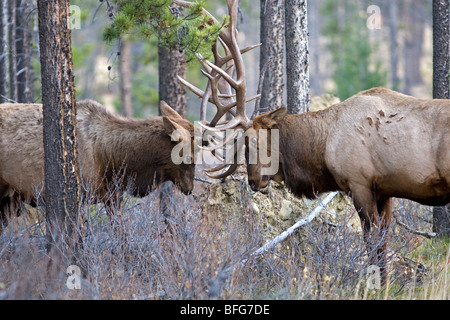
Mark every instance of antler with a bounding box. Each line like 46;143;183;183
175;0;260;178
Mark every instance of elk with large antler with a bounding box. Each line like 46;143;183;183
178;1;450;284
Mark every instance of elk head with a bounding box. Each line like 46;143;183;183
246;107;286;191
129;100;195;197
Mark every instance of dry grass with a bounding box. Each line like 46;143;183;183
0;177;448;300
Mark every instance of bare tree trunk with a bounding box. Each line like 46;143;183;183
388;0;400;91
158;33;187;216
285;0;310;114
403;0;425;95
309;0;321;95
432;0;450;237
259;0;285;114
37;0;80;249
0;0;9;102
119;39;133;117
7;0;17;102
15;0;34;103
158;45;186;117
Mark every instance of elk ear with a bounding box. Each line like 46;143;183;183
163;116;185;141
160;101;183;120
261;107;287;128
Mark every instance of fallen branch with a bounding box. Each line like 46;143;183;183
208;191;339;299
244;191;339;261
194;176;215;184
394;214;436;239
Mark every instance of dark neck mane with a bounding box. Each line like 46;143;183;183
278;109;341;199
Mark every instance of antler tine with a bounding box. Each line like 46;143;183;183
205;162;238;179
174;0;256;180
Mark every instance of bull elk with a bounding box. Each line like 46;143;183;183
0;99;195;233
178;0;450;282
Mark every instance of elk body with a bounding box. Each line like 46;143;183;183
247;87;450;277
0;99;195;231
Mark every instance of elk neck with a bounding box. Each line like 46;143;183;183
277;108;341;199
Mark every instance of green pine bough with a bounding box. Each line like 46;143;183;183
103;0;229;61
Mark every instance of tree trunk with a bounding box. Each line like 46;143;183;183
403;0;425;95
37;0;80;248
158;37;187;216
0;0;9;102
119;39;133;117
7;0;17;103
388;0;400;91
15;0;34;103
158;45;186;117
259;0;285;114
432;0;450;237
308;0;321;95
285;0;310;114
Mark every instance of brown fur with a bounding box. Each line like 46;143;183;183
247;88;450;280
0;100;195;231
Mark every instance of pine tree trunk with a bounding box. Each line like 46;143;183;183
0;0;9;102
432;0;450;237
403;0;425;94
158;37;187;216
388;0;400;90
37;0;80;248
285;0;310;114
119;39;133;117
158;45;186;117
7;0;17;102
15;0;34;103
309;0;321;95
259;0;285;114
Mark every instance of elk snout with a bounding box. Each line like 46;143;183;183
182;188;193;196
249;180;259;191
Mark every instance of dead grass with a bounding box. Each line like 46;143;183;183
0;175;448;300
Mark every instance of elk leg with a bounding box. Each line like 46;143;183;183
0;197;11;235
351;186;390;284
0;194;23;235
375;196;392;283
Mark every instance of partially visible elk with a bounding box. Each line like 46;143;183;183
246;88;450;280
0;100;195;233
177;0;450;283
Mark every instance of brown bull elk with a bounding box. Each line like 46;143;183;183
0;99;195;232
178;0;450;282
247;88;450;280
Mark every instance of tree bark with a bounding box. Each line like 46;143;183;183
432;0;450;237
0;0;9;102
158;45;186;117
285;0;310;114
308;0;321;96
7;0;17;103
259;0;285;114
37;0;80;247
15;0;34;103
402;0;425;95
158;36;187;216
388;0;400;91
119;39;133;117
